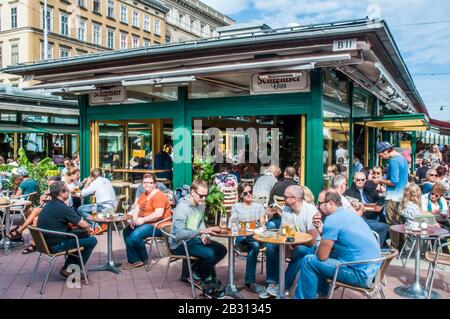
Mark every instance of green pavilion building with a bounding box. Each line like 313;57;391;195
5;19;449;196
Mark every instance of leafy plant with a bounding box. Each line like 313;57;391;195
193;157;215;182
205;184;225;225
16;148;59;195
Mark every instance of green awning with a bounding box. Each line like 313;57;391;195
0;124;79;134
354;114;430;132
418;130;450;145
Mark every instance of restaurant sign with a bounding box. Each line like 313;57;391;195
250;71;310;94
89;86;126;105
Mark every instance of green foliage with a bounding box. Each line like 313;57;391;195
193;157;215;183
205;185;225;223
17;148;59;195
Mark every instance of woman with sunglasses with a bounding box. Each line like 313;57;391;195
422;169;438;194
430;144;443;165
421;183;448;215
231;183;266;293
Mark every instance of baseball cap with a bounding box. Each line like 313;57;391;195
14;167;29;177
376;141;393;153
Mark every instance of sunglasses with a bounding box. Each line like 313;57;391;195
428;174;437;177
430;192;441;197
372;171;381;174
355;179;366;182
242;190;253;197
195;189;208;199
143;181;155;184
284;195;297;200
317;200;328;207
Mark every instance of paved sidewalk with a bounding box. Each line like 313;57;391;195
0;230;449;299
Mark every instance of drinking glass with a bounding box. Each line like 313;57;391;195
122;202;129;214
220;215;228;231
91;204;98;219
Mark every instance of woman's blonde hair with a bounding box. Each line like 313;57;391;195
301;186;315;204
400;183;422;211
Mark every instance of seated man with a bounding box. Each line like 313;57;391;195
8;176;62;254
37;181;97;279
78;168;116;234
260;185;319;298
122;174;172;269
295;190;381;299
169;179;227;289
13;167;38;197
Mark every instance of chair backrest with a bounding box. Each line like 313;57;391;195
160;223;173;254
28;226;52;255
253;193;269;208
115;195;126;213
273;195;285;207
222;187;238;219
241;178;255;185
27;192;38;205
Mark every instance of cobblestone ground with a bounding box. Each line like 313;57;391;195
1;229;449;299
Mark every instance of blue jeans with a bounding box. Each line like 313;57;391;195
266;243;315;289
173;237;227;279
123;224;162;263
50;236;98;269
266;216;281;230
294;254;373;299
235;236;261;284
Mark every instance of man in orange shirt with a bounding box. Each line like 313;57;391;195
122;173;172;269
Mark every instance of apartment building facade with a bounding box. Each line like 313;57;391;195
162;0;233;43
0;0;169;85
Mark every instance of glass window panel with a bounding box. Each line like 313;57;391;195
99;123;125;179
323;70;348;104
23;114;48;123
50;117;78;125
1;112;17;121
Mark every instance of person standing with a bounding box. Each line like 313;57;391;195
373;142;408;249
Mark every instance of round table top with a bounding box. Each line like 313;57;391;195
390;224;449;237
211;228;255;238
91;214;132;223
0;200;31;208
254;231;312;245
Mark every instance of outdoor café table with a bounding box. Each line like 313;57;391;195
212;228;255;299
0;200;31;255
254;231;312;299
89;214;132;274
390;224;448;299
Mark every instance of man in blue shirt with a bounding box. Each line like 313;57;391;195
373;142;408;249
294;190;381;299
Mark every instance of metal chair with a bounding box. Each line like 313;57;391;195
273;195;285;208
159;223;199;298
27;226;89;294
221;186;238;224
328;248;398;299
241;178;255;185
145;216;172;271
253;193;270;209
425;234;450;299
9;192;37;227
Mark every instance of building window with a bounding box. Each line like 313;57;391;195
144;39;151;47
11;7;18;29
93;23;101;45
60;47;70;58
132;36;139;48
78;0;86;8
190;18;195;32
93;0;101;14
200;23;205;36
178;13;184;27
165;35;170;43
154;19;161;36
144;15;150;31
41;6;53;32
0;46;2;68
107;0;114;18
120;5;128;23
77;19;86;41
76;50;88;56
120;33;127;49
60;13;69;36
107;28;114;48
40;43;53;60
132;10;139;27
11;43;19;64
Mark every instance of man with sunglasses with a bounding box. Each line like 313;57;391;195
373;141;408;250
37;181;97;279
294;190;381;299
169;179;227;290
260;185;319;298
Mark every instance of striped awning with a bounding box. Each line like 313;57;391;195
418;130;450;145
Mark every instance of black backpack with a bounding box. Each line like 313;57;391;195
174;185;190;204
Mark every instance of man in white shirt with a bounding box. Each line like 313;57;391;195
335;143;349;165
78;168;116;232
259;185;319;298
331;174;353;211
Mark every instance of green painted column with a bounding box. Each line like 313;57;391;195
411;131;417;173
348;81;354;186
78;95;90;180
172;87;192;188
308;70;324;198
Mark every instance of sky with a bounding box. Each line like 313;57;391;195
202;0;450;121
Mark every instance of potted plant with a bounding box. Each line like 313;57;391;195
205;184;226;225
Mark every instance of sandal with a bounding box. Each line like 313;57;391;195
22;244;37;254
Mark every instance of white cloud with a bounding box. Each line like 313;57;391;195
200;0;251;15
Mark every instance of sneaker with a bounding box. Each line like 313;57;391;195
266;283;279;297
245;282;266;294
258;289;274;299
121;261;144;270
